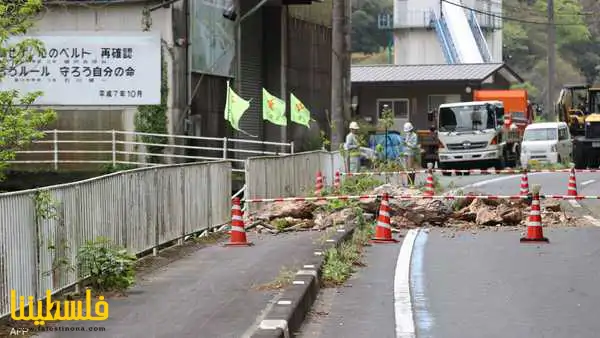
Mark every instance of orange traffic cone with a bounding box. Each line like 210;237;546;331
372;193;398;243
520;185;549;243
567;166;578;196
423;169;435;197
519;170;530;196
224;197;253;247
315;171;324;196
334;170;341;191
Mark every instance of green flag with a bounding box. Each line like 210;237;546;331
224;81;250;131
262;88;287;126
290;93;311;127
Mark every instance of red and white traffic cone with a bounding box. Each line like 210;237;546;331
423;169;435;197
224;197;253;247
567;166;578;196
519;170;530;196
334;170;341;192
372;193;398;243
315;171;324;196
520;185;549;243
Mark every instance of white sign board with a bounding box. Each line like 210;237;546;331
0;32;161;106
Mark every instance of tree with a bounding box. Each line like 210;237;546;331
351;0;392;54
0;0;56;179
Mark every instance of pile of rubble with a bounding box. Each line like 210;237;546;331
250;184;575;233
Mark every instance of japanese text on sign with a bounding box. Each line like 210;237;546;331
0;33;161;106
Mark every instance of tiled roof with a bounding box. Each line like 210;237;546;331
351;63;517;83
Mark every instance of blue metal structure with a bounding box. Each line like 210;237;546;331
430;11;460;64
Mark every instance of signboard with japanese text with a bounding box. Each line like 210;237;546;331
190;0;235;77
0;32;161;106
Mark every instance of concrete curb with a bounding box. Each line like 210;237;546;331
250;224;356;338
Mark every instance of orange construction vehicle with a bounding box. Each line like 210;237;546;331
473;89;534;134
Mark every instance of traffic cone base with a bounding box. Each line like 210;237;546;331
520;236;549;243
371;193;398;244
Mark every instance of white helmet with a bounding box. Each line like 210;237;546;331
403;122;414;132
349;121;360;130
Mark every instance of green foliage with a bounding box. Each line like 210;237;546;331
503;0;595;103
322;221;373;286
76;237;137;292
351;0;393;54
0;0;57;180
134;51;169;163
338;175;382;195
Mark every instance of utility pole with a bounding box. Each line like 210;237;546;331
546;0;556;121
331;0;350;149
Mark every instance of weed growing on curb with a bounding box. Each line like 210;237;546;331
321;221;374;287
255;266;296;290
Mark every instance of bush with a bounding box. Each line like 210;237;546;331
76;237;137;292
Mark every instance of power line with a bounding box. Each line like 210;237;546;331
441;0;587;26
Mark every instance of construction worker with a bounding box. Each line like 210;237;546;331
402;122;418;185
344;121;361;173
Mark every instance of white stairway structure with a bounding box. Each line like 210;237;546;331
393;0;501;65
441;0;483;63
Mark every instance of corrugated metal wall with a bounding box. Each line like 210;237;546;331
238;1;265;154
287;17;332;152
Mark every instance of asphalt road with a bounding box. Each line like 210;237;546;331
36;232;320;338
299;171;600;338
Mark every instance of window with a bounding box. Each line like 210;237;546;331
558;127;568;140
377;99;409;119
523;128;558;141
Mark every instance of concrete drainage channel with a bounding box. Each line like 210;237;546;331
249;224;356;338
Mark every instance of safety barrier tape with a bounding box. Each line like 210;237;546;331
340;168;600;176
541;195;600;200
244;195;379;203
244;194;600;203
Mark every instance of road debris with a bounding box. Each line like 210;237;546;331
249;183;582;234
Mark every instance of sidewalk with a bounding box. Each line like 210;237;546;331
39;232;321;338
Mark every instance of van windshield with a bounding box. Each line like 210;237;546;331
523;128;558;141
438;104;498;132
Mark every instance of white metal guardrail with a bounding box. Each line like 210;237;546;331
0;160;231;318
8;130;294;173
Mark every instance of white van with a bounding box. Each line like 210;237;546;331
520;122;572;165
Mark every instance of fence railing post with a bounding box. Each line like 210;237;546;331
222;137;228;159
53;129;58;171
290;141;295;154
111;130;116;166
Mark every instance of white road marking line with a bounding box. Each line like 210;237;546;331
569;200;582;208
394;229;419;338
581;179;595;186
584;215;600;227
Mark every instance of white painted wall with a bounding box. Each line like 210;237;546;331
29;4;175;134
394;31;446;65
393;0;503;65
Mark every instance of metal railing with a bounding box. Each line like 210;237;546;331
0;161;231;318
468;9;493;62
431;11;459;64
244;150;346;213
8;130;294;173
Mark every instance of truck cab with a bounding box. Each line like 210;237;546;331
437;100;514;169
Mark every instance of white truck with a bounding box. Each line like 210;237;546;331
436;100;520;170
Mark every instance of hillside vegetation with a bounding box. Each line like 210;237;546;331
351;0;600;104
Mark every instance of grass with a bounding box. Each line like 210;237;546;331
321;221;374;287
255;266;296;291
